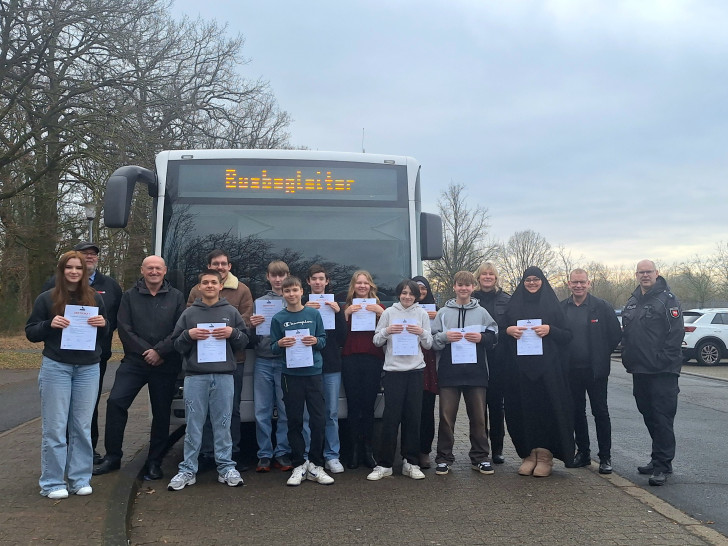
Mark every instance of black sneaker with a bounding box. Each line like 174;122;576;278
648;471;667;486
435;463;450;475
472;461;495;475
598;458;613;474
256;457;271;472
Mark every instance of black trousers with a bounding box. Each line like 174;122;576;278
378;370;423;467
90;359;108;450
632;372;679;473
420;391;436;454
341;354;382;448
569;368;611;459
485;365;506;456
103;361;177;465
282;373;326;468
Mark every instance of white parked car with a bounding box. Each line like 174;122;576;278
682;308;728;366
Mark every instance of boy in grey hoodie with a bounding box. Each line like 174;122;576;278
431;271;498;476
367;279;433;481
167;270;248;491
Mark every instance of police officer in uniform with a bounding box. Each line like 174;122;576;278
621;259;684;486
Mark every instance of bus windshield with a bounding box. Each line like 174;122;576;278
161;158;413;300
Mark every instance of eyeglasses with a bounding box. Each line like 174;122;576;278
210;261;229;267
637;270;655;276
524;277;542;284
80;251;98;257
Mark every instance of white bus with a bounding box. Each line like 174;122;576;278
104;149;443;423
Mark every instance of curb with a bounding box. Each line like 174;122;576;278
589;464;728;546
103;425;186;545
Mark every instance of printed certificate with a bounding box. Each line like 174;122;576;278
449;325;481;364
255;298;284;336
60;305;99;351
197;323;226;363
351;298;376;331
517;319;543;356
285;328;314;368
308;293;335;330
391;319;419;356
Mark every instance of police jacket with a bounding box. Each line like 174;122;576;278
621;276;684;375
42;271;122;362
117;278;186;374
560;293;622;379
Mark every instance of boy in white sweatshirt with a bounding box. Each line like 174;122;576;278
367;279;433;480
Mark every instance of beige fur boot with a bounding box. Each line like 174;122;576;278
533;448;554;477
518;449;538;476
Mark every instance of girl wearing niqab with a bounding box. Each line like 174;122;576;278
503;266;574;476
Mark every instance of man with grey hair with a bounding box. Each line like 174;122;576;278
561;268;621;474
621;259;683;486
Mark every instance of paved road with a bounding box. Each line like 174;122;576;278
593;358;728;536
0;361;120;433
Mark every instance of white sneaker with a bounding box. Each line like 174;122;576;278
167;471;196;491
306;464;335;485
218;468;244;487
366;465;393;481
74;486;93;496
287;462;309;486
325;458;345;474
402;460;425;480
47;489;69;499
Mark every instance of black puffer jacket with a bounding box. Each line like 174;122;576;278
621;276;683;375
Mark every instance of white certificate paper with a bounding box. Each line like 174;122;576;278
308;293;335;330
197;323;227;363
255;298;284;336
420;303;437;329
450;325;481;364
351;298;376;331
517;319;543;356
285;328;314;368
391;319;419;356
61;305;99;351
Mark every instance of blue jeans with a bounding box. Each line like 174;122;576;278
253;357;289;459
38;357;99;495
303;371;341;461
179;374;235;476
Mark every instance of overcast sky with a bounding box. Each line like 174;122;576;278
172;0;728;269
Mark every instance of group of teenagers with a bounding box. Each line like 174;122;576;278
26;240;680;499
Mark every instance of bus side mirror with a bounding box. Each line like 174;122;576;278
103;166;157;228
420;212;443;260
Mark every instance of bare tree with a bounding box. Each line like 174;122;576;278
670;256;716;308
497;229;556;293
0;0;291;328
426;183;497;300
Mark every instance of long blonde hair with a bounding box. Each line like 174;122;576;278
345;270;380;305
51;251;96;315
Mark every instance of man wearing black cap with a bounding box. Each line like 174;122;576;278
41;241;123;463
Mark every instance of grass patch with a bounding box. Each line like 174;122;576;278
0;332;122;370
0;351;41;369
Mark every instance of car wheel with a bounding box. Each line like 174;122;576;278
696;340;722;366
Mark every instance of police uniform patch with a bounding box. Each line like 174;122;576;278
670;307;680;318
